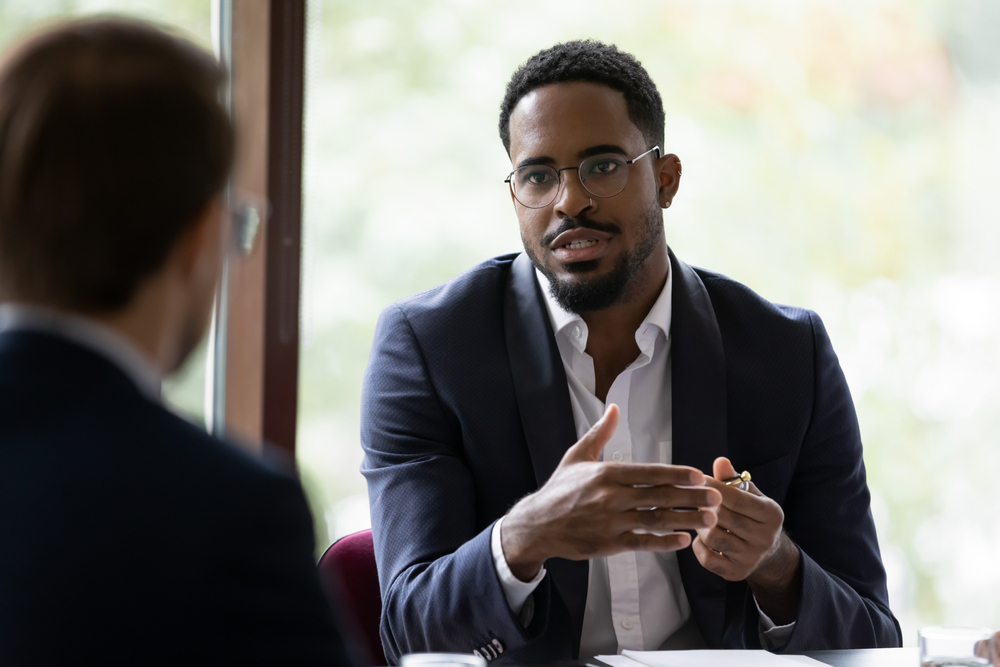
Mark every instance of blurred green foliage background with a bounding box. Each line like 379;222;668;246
3;0;999;646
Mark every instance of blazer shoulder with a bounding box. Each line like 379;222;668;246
136;407;314;558
694;265;818;333
149;405;299;492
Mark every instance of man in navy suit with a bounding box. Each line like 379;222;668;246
0;19;354;665
361;41;901;662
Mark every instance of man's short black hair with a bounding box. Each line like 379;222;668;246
499;40;665;155
0;18;233;312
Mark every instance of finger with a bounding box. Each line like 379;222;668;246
712;456;738;481
703;477;775;523
619;507;718;533
697;525;750;556
602;463;706;488
563;404;619;463
618;484;721;512
616;530;692;554
704;475;764;498
714;505;764;538
691;537;742;581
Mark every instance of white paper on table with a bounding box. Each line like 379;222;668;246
592;649;829;667
592;656;645;667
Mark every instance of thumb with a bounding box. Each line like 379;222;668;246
712;456;737;481
564;403;619;463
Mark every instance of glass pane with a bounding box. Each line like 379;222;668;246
299;0;1000;641
0;0;214;427
0;1;212;57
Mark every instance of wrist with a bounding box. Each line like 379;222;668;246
500;507;547;582
747;533;802;625
748;533;800;591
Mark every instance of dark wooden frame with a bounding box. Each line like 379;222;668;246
215;0;305;455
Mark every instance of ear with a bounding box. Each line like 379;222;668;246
655;152;682;208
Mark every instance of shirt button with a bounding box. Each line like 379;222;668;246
621;617;634;630
611;451;623;462
572;325;582;339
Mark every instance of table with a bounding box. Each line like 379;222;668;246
804;647;919;666
580;647;921;667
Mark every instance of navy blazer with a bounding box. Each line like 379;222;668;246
361;251;901;663
0;331;355;665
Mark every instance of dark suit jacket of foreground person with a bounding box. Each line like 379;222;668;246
0;330;355;665
361;249;902;663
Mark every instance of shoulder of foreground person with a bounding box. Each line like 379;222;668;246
141;402;361;665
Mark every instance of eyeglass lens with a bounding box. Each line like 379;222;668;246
511;153;630;209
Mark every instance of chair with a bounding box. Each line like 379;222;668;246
318;529;386;666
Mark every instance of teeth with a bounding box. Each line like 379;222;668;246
565;239;597;249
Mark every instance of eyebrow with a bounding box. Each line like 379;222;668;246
515;144;629;169
577;144;628;159
515;156;556;169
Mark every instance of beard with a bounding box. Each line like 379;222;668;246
525;205;664;314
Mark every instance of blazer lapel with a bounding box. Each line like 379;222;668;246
504;252;588;657
668;248;733;647
669;249;728;474
504;252;578;487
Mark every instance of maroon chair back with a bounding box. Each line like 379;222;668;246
318;529;386;666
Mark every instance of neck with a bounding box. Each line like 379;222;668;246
580;244;669;401
90;278;184;376
580;244;668;344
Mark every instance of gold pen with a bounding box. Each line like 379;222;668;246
723;470;751;491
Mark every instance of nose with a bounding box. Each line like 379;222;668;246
552;168;594;218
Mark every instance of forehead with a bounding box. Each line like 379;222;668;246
508;81;646;162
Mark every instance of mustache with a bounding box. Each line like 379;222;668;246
540;214;622;248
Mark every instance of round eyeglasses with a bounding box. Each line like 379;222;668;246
504;146;660;209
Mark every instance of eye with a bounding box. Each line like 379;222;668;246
587;158;622;176
519;168;556;187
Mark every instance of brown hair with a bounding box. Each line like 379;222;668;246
0;17;234;312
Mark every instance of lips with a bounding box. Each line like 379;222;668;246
550;226;615;264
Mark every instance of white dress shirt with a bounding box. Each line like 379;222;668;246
490;258;794;655
0;303;161;400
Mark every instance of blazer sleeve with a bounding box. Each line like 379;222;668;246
361;304;554;664
745;311;902;651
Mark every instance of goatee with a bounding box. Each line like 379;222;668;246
525;207;663;314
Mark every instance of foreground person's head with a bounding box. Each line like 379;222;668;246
499;40;681;314
0;18;233;372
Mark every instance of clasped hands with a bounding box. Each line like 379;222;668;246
501;404;802;623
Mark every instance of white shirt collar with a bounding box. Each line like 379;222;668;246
0;303;162;400
534;253;673;355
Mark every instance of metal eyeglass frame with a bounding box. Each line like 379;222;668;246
504;145;661;209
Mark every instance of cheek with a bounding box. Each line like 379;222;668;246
208;222;229;282
625;168;659;202
516;210;547;243
611;181;659;223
